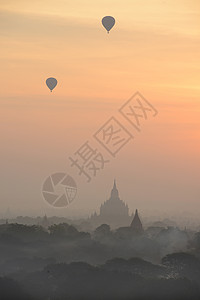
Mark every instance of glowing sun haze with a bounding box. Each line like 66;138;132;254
0;0;199;218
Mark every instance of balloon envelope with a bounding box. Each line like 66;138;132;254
102;16;115;33
46;77;57;92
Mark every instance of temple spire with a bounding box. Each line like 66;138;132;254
130;209;144;233
110;179;119;199
113;179;116;189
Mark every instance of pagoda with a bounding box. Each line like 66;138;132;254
90;180;132;228
130;209;144;234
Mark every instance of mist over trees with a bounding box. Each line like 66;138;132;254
0;221;200;299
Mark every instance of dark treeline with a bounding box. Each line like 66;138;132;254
1;222;200;299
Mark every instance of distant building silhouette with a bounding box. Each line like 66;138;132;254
130;209;144;234
4;207;11;219
89;180;133;228
41;215;49;229
115;209;144;238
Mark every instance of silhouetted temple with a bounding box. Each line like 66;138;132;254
90;180;134;228
40;215;49;229
130;209;144;234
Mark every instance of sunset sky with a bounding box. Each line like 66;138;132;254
0;0;200;219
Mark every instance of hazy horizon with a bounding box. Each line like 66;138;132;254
0;0;199;219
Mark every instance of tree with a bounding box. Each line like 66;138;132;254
162;252;200;282
49;223;79;238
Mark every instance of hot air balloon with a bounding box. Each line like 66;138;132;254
46;77;57;92
102;16;115;33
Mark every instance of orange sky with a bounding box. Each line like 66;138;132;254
0;0;200;217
